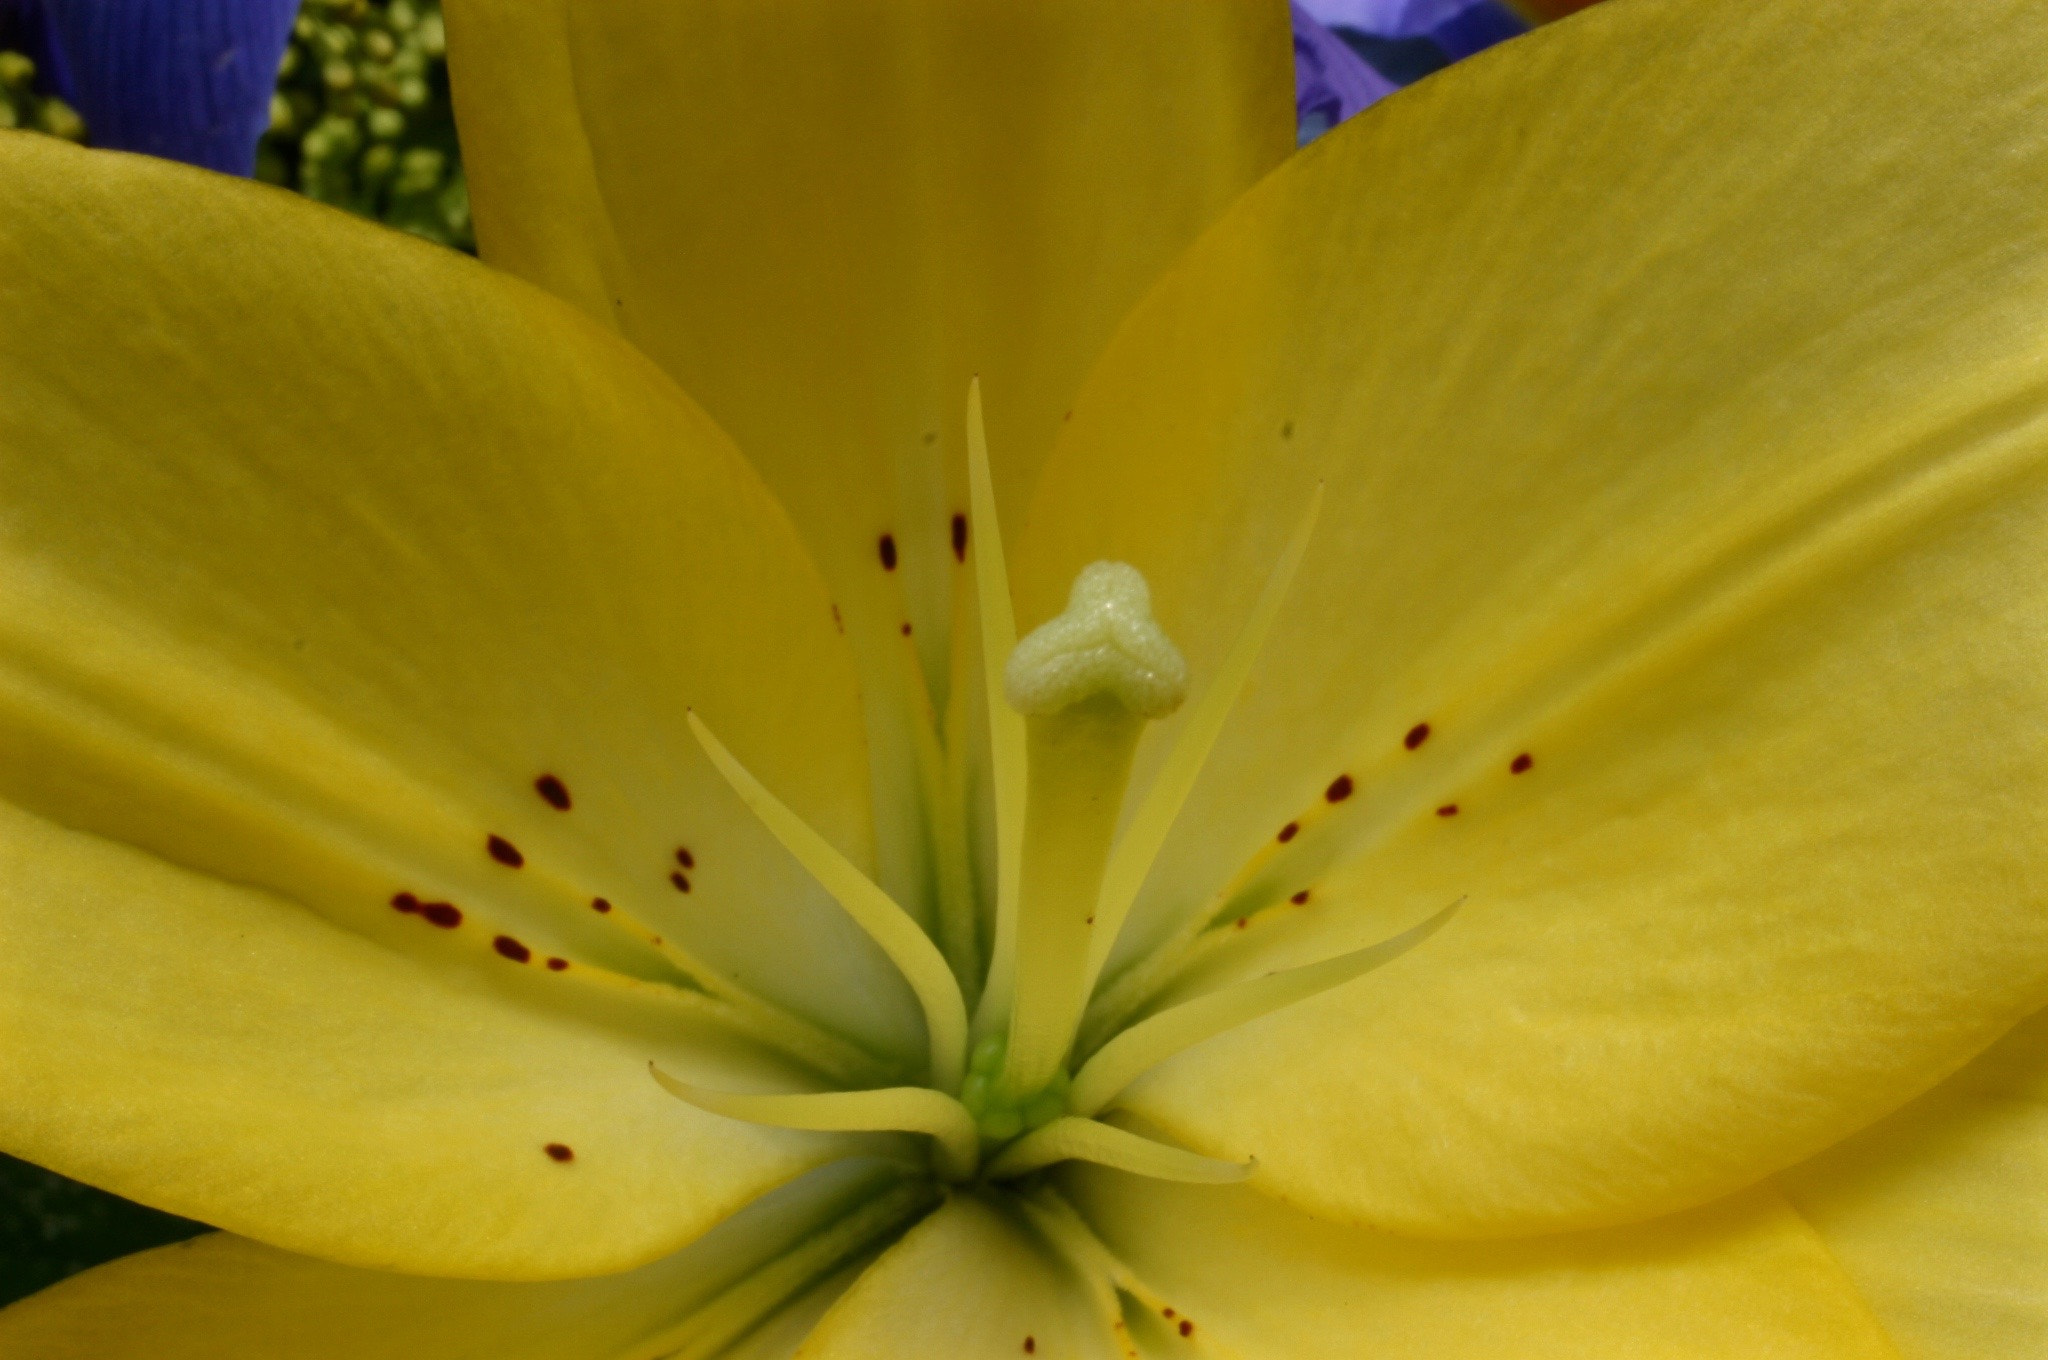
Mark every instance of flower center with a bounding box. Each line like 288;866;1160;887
650;385;1451;1187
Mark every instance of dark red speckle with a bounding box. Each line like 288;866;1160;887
590;896;612;914
534;774;571;810
421;902;462;928
487;834;525;868
1511;752;1534;774
878;534;898;570
675;847;695;870
1162;1308;1175;1319
1277;821;1299;844
546;957;569;971
951;514;968;562
670;871;692;894
1325;774;1354;803
1179;1320;1194;1338
900;622;913;636
390;891;420;914
1436;804;1459;817
1404;722;1431;750
494;935;532;963
1290;889;1311;905
1235;917;1248;929
1023;1339;1036;1355
543;1142;574;1162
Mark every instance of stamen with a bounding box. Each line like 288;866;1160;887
894;622;981;1003
1015;1189;1178;1330
966;378;1029;1044
649;1065;980;1182
1069;900;1460;1116
1000;564;1186;1098
613;1171;939;1360
980;1116;1251;1184
688;711;968;1092
1085;485;1322;990
1011;1191;1134;1341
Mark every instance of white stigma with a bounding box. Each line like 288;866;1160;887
1004;562;1188;719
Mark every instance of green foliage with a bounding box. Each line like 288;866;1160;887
0;48;84;143
0;1155;202;1308
257;0;474;251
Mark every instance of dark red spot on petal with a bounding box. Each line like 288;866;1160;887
1179;1320;1194;1338
673;847;696;870
1162;1308;1175;1319
487;834;524;868
670;871;692;894
878;534;898;570
1290;889;1310;905
1281;419;1294;439
544;1142;574;1162
951;514;969;562
1023;1339;1036;1355
546;957;569;971
1404;722;1431;750
1235;916;1248;929
1511;752;1534;774
1324;774;1354;803
900;622;913;636
390;891;420;914
1437;804;1459;817
493;935;532;963
590;896;612;914
1277;821;1299;843
534;774;571;810
421;902;462;928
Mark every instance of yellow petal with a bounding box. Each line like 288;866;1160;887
443;0;1294;911
795;1196;1109;1360
1068;1168;1897;1358
0;135;911;1271
1779;1006;2048;1358
0;797;842;1279
0;1162;917;1358
1021;0;2048;1235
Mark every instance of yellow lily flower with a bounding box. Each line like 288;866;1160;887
2;0;2046;1354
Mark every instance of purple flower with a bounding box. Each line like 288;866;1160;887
1292;2;1399;141
3;0;297;175
1294;0;1532;141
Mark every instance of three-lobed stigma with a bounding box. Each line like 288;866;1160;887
1005;560;1188;720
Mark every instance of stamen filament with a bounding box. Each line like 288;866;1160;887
649;1065;982;1182
566;887;889;1086
615;1173;939;1360
688;711;967;1092
1086;485;1324;990
895;624;981;1006
1070;900;1460;1116
966;378;1029;1044
981;1116;1251;1184
1010;1191;1131;1339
